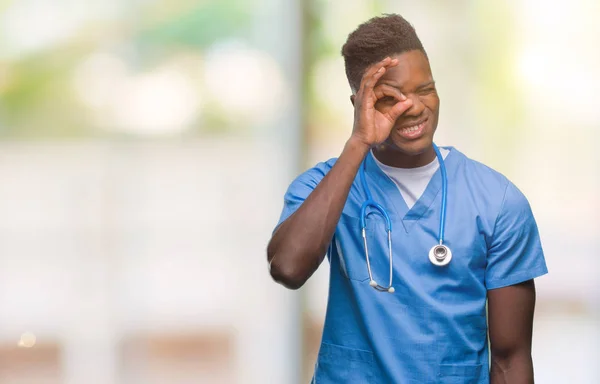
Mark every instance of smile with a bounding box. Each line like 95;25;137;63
397;118;428;139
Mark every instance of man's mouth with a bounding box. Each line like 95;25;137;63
397;118;428;139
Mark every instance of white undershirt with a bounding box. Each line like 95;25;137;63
372;148;450;209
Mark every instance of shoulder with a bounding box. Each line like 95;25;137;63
292;157;338;185
283;157;337;199
451;147;532;216
310;157;338;175
452;148;510;189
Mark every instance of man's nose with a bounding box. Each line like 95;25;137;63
403;93;425;116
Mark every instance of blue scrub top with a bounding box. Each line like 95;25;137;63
276;147;548;383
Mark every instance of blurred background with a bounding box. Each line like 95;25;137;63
0;0;598;383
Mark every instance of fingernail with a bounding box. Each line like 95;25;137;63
399;93;407;101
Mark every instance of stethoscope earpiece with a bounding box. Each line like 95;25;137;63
369;279;395;293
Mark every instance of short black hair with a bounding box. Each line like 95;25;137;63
341;14;426;92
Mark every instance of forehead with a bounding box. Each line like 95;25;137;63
377;50;433;90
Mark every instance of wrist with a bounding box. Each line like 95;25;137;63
346;135;372;155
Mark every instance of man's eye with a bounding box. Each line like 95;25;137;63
419;88;436;95
379;96;395;103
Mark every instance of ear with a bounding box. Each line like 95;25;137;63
350;94;355;106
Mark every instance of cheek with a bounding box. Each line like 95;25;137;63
422;95;439;115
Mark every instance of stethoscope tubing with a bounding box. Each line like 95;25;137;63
358;143;450;293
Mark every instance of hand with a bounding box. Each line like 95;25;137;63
350;57;413;147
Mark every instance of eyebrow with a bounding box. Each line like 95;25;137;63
415;80;436;90
380;80;436;92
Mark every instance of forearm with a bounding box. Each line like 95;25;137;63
490;349;534;384
488;280;536;384
267;137;369;289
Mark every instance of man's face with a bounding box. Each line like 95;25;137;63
372;50;439;155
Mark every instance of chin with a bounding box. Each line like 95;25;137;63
386;136;433;156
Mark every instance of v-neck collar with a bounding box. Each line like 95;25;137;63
362;146;462;233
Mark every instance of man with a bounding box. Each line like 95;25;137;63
267;14;547;383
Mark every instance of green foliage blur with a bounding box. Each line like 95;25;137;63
0;0;252;139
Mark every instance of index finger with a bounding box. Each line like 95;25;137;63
357;57;399;94
373;84;407;103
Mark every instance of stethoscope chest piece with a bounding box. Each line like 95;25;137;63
429;244;452;266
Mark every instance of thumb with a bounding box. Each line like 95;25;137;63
387;99;413;121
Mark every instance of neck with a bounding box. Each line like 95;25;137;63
372;145;436;168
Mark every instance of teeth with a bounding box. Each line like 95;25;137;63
401;122;423;133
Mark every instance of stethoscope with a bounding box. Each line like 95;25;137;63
359;143;451;293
